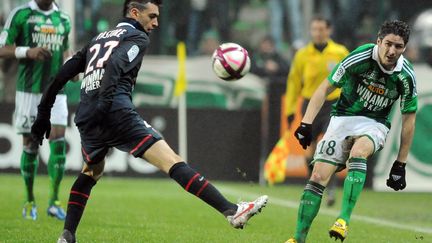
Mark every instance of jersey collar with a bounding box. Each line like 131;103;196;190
29;0;59;15
117;18;146;33
306;39;335;53
372;45;404;74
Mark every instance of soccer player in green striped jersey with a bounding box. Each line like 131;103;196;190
0;0;73;220
286;20;417;243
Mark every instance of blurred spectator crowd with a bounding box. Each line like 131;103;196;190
1;0;432;101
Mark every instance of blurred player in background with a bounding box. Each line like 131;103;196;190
30;1;268;242
287;20;416;243
285;16;349;206
0;0;73;220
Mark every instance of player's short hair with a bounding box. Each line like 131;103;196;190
123;0;162;17
310;15;331;28
378;20;410;45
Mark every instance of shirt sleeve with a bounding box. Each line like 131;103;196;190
62;13;71;51
328;44;373;87
0;9;24;46
39;45;88;109
399;73;418;114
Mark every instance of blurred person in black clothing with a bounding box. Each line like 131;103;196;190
251;35;289;82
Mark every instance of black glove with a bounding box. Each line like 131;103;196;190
386;160;406;191
31;106;51;145
294;122;312;149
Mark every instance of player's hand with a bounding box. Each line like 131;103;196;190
294;122;312;149
31;117;51;146
386;160;406;191
27;47;52;61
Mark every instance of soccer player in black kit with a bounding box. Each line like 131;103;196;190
30;1;268;242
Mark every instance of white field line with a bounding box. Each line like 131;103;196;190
219;187;432;235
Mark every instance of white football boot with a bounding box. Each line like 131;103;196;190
227;195;268;229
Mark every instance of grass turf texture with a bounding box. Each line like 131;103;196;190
0;173;431;242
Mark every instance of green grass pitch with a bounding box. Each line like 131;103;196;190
0;173;431;242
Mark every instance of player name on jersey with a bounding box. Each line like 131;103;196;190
95;29;127;41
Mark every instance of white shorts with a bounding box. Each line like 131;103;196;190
14;91;68;134
313;116;389;170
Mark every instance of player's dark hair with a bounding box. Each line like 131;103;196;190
310;15;331;28
123;0;162;17
378;20;410;45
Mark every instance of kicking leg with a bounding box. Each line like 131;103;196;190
305;140;336;207
143;140;268;229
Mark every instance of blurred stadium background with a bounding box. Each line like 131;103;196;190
1;0;432;242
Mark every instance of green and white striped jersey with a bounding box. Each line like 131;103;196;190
328;43;417;128
0;1;71;93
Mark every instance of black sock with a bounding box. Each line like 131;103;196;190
64;173;97;234
169;162;237;216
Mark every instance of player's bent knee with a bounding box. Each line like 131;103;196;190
310;171;324;184
82;161;105;181
350;149;370;160
350;136;375;158
82;170;103;181
310;165;334;186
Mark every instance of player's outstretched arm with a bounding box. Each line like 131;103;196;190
293;79;335;149
63;49;79;81
39;47;87;109
301;78;335;124
31;47;87;145
0;45;15;58
397;112;416;163
386;112;416;191
0;45;51;60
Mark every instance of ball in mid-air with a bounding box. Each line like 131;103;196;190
212;43;251;81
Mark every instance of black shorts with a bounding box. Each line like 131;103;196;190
301;99;335;141
78;109;163;164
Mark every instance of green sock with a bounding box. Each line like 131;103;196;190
294;181;325;243
20;151;39;202
339;157;367;224
48;140;66;206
